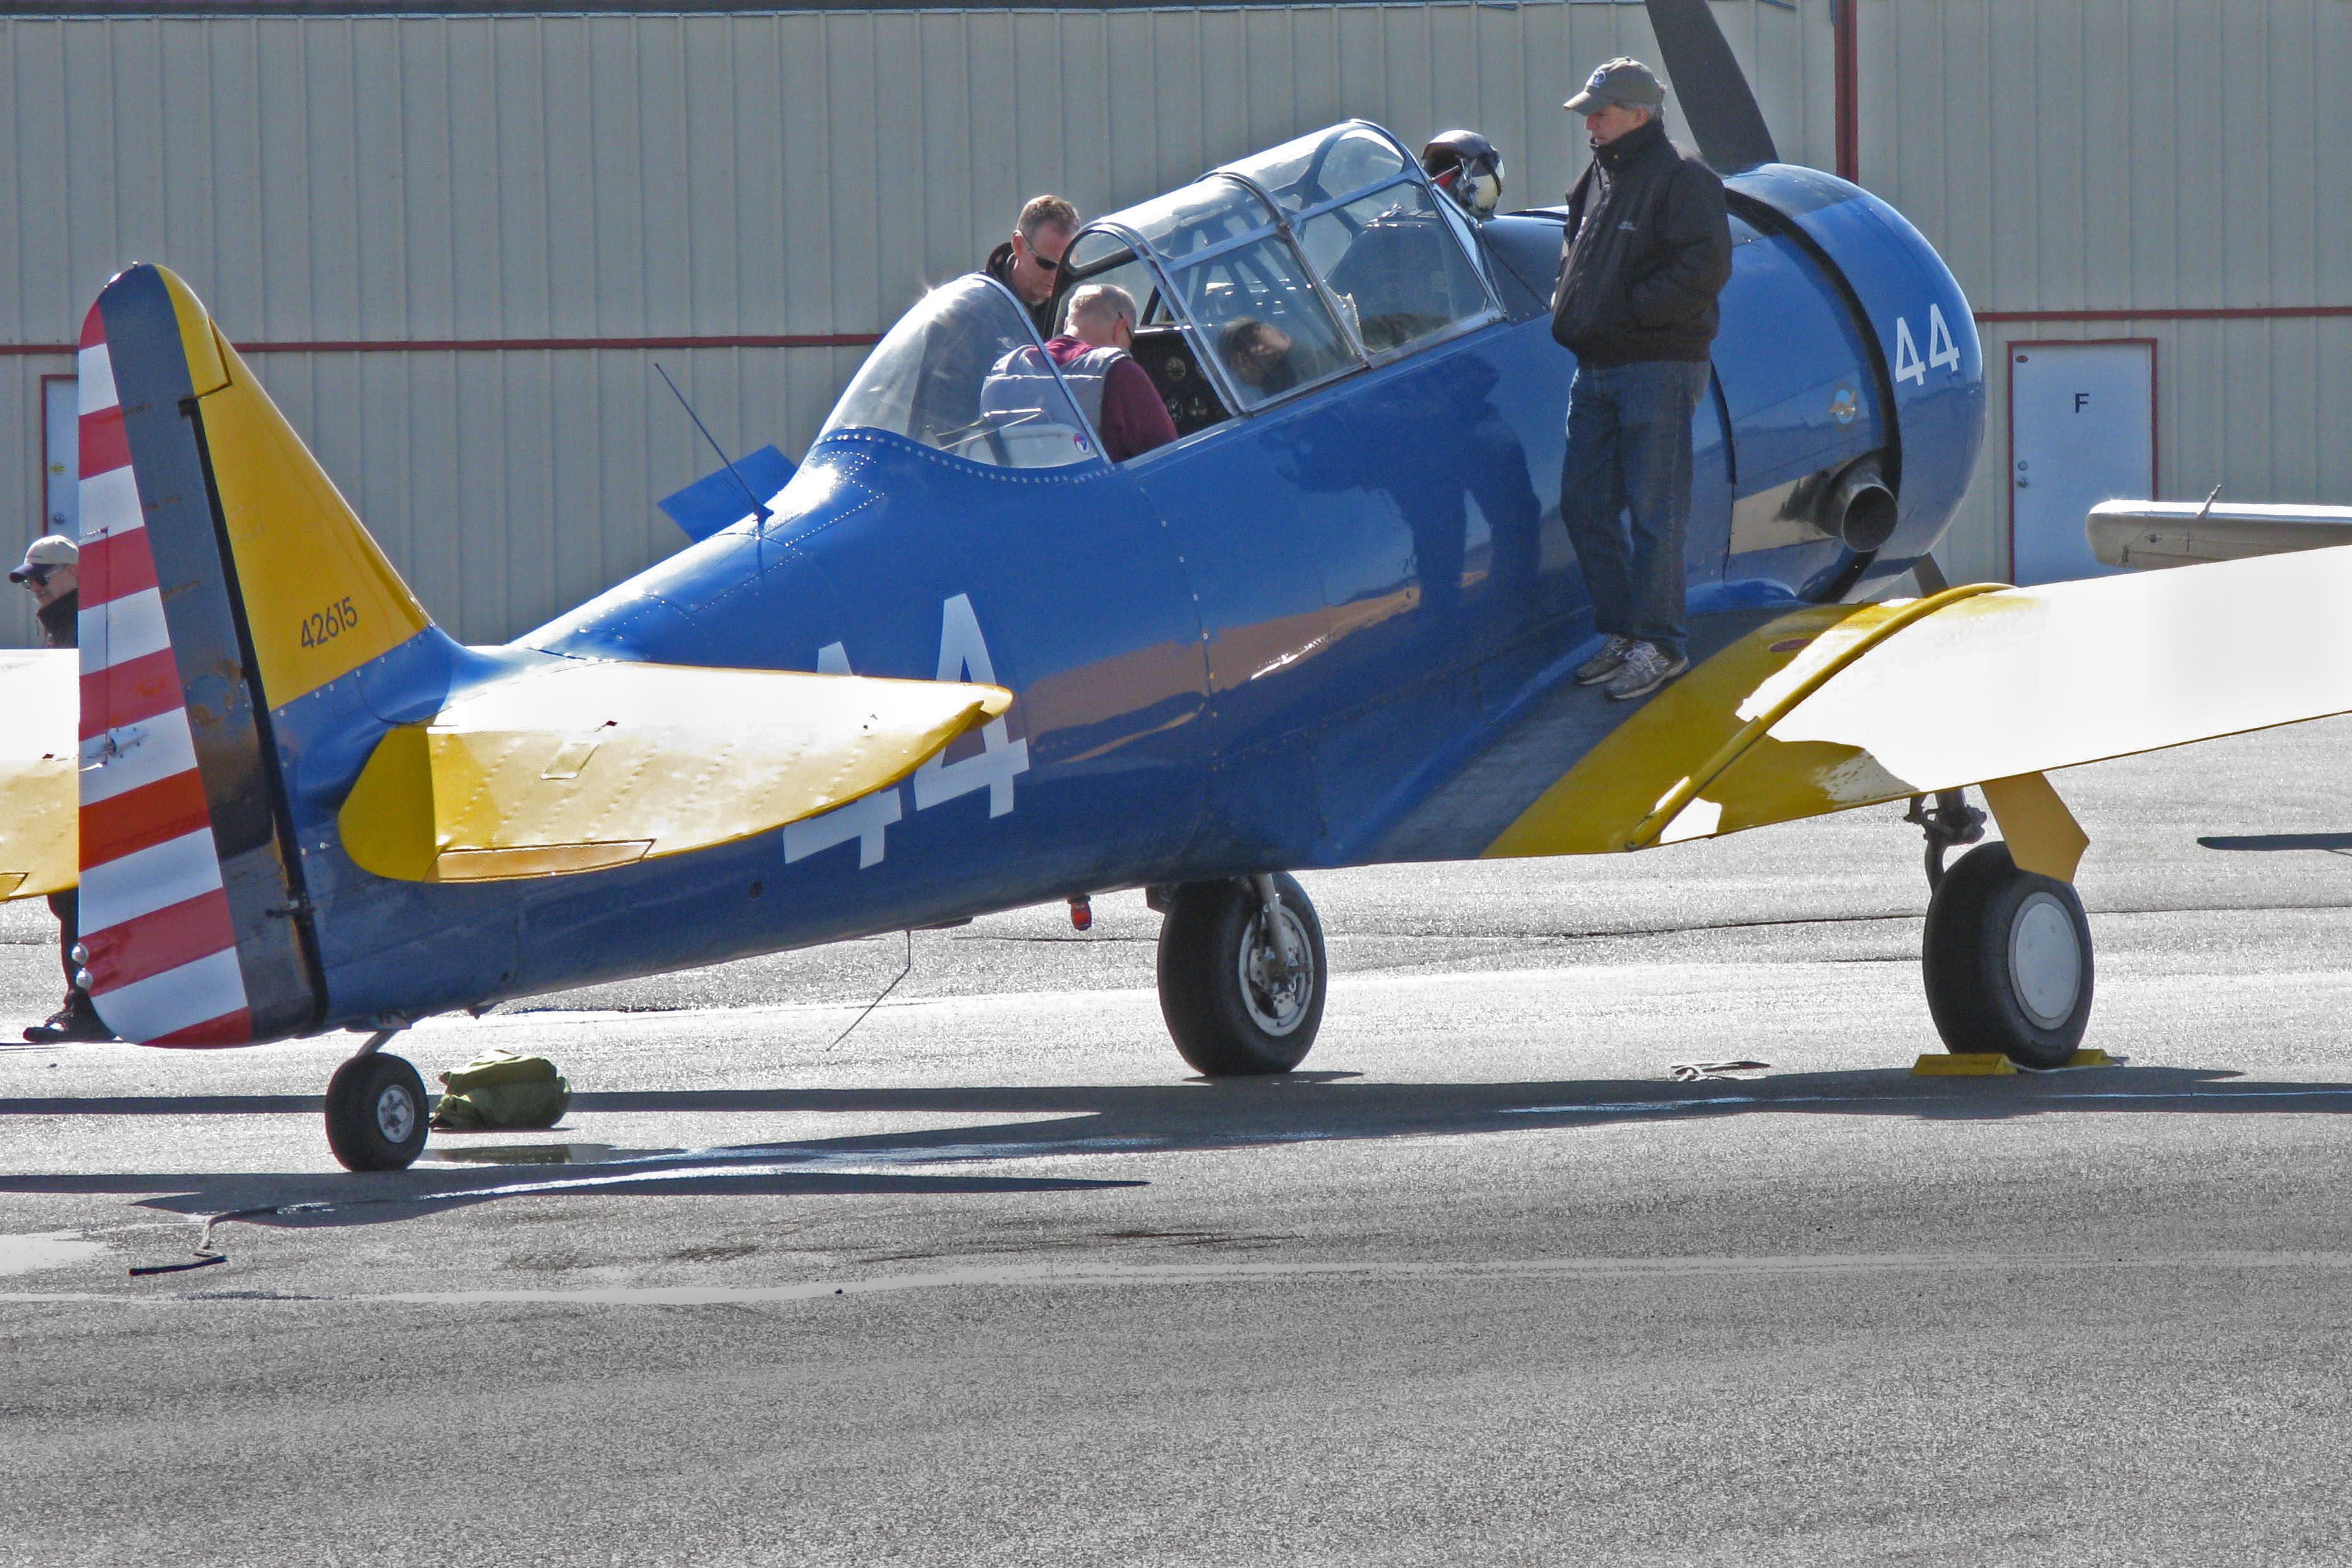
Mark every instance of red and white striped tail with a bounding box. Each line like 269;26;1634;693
75;304;252;1046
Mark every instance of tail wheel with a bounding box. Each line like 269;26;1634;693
325;1052;430;1171
1922;841;2094;1069
1156;875;1327;1076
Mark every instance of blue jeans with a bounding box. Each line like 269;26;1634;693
1559;359;1711;663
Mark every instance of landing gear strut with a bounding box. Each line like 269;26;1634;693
1905;788;1986;890
1154;874;1327;1076
324;1030;430;1171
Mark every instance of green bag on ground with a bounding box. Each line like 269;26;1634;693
430;1050;572;1130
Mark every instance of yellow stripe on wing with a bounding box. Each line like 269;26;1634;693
1483;603;1860;859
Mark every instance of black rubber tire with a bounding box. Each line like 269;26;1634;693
1922;841;2094;1069
325;1053;431;1171
1156;875;1327;1076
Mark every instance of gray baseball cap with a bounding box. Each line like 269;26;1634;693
1565;57;1666;114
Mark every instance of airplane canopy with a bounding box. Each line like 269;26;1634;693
817;275;1099;469
814;123;1509;463
1064;121;1503;421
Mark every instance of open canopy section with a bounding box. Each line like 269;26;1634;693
819;275;1099;469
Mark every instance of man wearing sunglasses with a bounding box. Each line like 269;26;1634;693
985;194;1080;339
12;534;111;1044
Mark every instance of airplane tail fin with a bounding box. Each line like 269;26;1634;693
76;263;435;1046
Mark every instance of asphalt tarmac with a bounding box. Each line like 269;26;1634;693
6;718;2352;1564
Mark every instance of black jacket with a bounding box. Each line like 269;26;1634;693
985;242;1057;339
1550;119;1732;366
35;589;75;649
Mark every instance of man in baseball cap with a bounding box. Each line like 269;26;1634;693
12;532;111;1044
1562;56;1667;116
1550;55;1731;701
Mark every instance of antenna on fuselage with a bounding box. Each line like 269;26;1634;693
654;362;775;526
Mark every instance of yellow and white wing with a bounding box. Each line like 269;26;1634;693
339;659;1011;882
0;650;77;900
1489;545;2352;876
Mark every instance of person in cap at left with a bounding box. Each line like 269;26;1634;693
12;534;111;1044
13;534;79;650
1551;57;1732;702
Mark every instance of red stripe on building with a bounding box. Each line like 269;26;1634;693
78;407;129;477
78;769;212;867
1975;305;2352;324
148;1008;254;1049
80;888;238;992
3;330;889;357
75;528;159;613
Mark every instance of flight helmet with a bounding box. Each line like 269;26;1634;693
1421;130;1504;220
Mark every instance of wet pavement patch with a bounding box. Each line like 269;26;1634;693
0;1230;107;1276
424;1143;625;1166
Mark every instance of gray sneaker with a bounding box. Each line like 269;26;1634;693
1605;642;1688;701
1574;634;1638;685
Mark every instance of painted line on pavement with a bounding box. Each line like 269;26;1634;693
12;1249;2352;1308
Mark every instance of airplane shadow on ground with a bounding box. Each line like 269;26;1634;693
4;1062;2352;1233
2199;832;2352;855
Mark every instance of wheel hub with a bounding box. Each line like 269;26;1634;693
374;1083;419;1144
1239;906;1313;1037
2008;890;2084;1029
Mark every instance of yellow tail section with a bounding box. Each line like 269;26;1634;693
159;268;431;707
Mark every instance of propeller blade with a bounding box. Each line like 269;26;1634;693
1643;0;1780;172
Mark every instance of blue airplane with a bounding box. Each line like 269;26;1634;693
9;0;2349;1170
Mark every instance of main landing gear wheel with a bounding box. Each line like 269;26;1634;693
325;1051;430;1171
1922;841;2094;1070
1156;874;1327;1076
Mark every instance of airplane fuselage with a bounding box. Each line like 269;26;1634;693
275;164;1984;1029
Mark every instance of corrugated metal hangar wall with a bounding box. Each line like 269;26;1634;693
1;0;2344;647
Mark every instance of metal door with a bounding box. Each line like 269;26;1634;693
2008;341;2154;584
42;376;78;536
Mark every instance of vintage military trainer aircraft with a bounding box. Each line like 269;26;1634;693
5;0;2350;1171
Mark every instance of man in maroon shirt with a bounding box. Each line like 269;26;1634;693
1040;284;1179;462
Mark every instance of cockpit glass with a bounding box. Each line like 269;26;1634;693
1117;176;1277;261
1064;123;1494;423
1052;253;1173;338
1173;235;1354;410
818;275;1097;469
1227;124;1411;214
1064;227;1135;275
1298;179;1495;355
